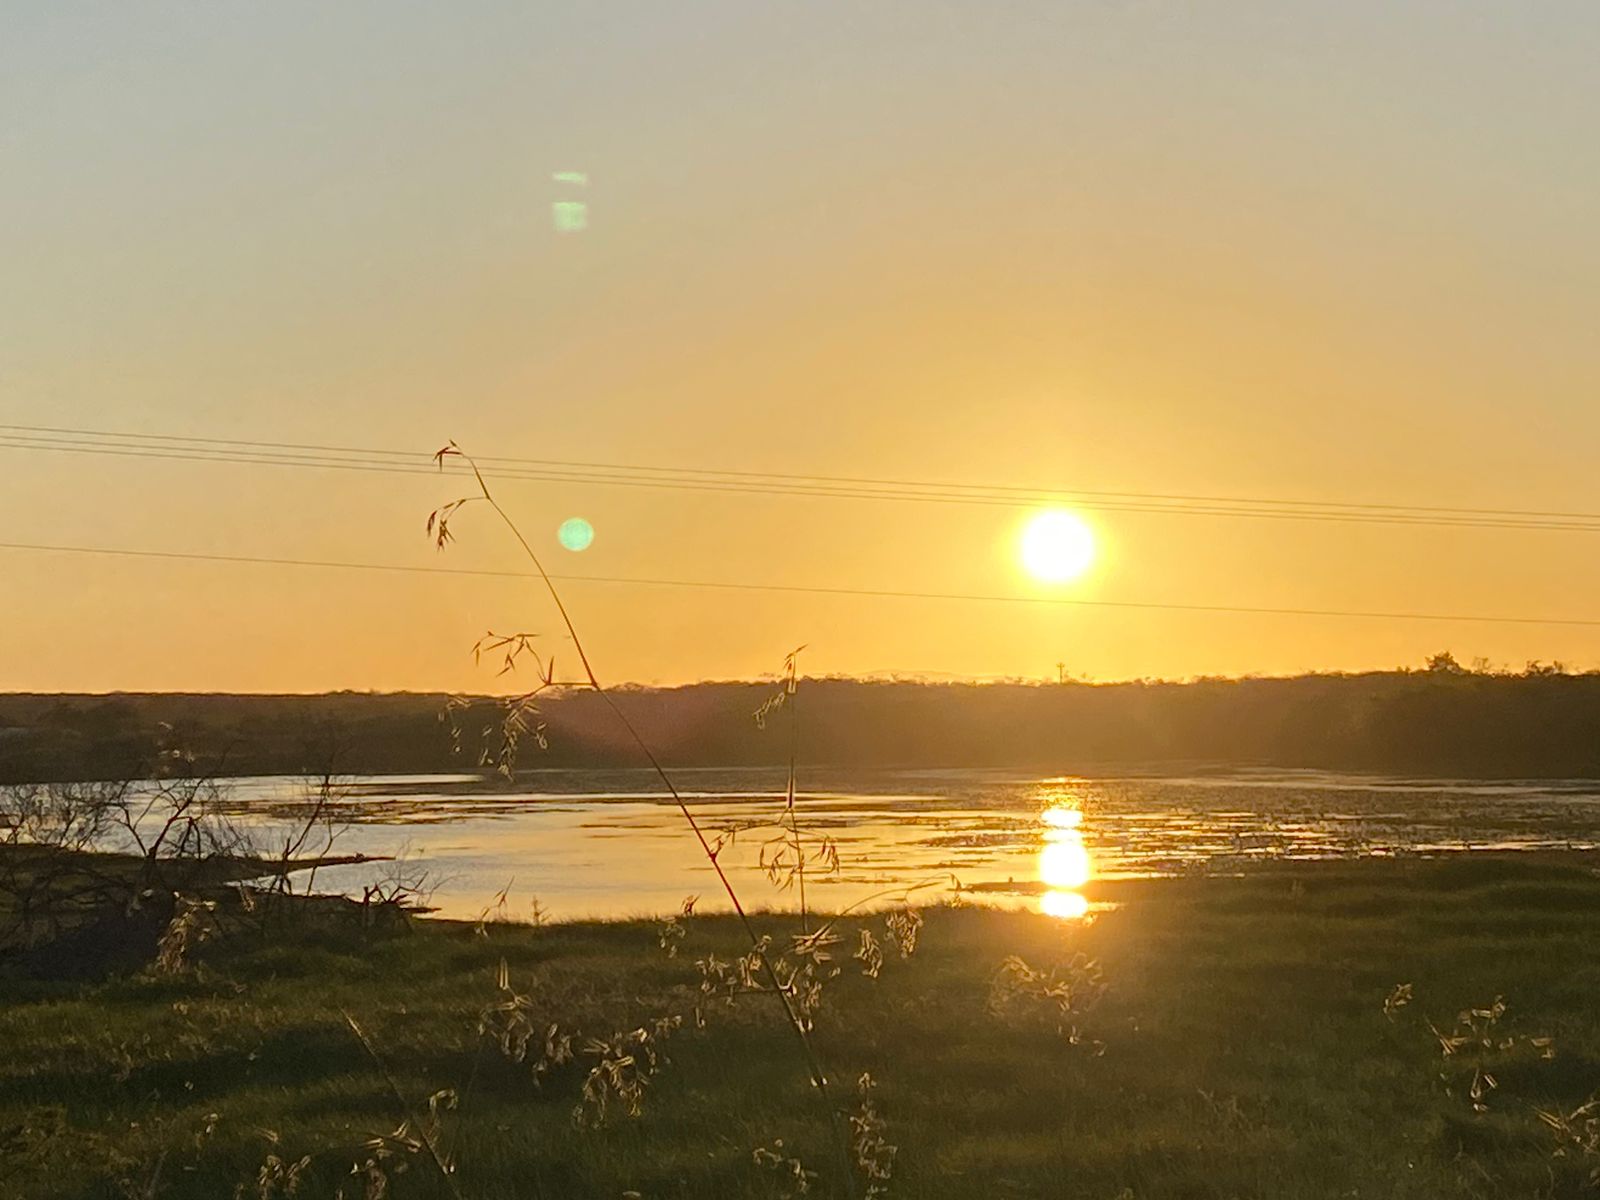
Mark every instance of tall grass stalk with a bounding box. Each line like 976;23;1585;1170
782;647;808;934
430;445;857;1186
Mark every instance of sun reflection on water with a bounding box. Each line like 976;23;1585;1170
1040;838;1091;889
1039;803;1092;919
1040;890;1090;919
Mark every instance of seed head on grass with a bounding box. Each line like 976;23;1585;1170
753;1140;817;1197
237;1152;311;1200
1425;995;1556;1114
574;1015;685;1127
1537;1095;1600;1185
849;1074;896;1198
1383;982;1413;1021
884;908;923;959
854;928;884;980
657;913;687;958
152;895;216;975
990;953;1108;1053
478;959;574;1085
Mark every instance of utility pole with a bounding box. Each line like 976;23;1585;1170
1056;661;1066;685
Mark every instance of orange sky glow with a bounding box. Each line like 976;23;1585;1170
4;3;1600;691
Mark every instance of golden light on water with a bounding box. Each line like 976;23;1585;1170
1019;511;1096;584
1040;890;1090;920
1039;803;1092;919
1041;806;1083;830
1039;837;1091;889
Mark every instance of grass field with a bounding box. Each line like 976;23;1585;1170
3;853;1600;1199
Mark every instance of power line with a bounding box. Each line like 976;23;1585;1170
7;427;1599;532
4;419;1591;520
7;435;1597;535
2;424;1588;523
5;538;1599;628
5;423;1600;534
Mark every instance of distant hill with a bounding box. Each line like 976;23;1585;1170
3;666;1599;782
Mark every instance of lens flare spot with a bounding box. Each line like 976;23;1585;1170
558;517;595;552
552;200;588;232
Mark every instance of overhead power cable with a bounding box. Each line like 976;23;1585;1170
4;423;1600;534
4;539;1599;628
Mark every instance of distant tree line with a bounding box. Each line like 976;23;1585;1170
2;656;1598;782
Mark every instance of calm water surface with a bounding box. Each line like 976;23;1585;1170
211;768;1600;922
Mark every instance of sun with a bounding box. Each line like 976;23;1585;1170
1019;510;1096;583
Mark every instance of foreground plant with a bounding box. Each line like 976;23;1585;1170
576;1015;685;1127
752;1139;818;1197
478;957;576;1087
428;445;837;1087
990;952;1108;1052
1425;994;1555;1113
752;646;835;931
1538;1094;1600;1187
849;1074;896;1199
1384;983;1600;1192
421;444;929;1193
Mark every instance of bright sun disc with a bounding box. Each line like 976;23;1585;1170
1020;511;1095;583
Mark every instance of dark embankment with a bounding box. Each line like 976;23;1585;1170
4;663;1600;782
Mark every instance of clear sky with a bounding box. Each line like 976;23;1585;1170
4;2;1600;691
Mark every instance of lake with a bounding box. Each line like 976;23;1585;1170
202;767;1600;922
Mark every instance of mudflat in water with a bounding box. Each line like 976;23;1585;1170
192;767;1600;922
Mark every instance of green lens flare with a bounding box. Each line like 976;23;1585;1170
551;200;588;232
558;517;594;552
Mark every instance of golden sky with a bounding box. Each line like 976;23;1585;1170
3;3;1600;691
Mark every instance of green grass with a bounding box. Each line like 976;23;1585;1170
4;854;1600;1199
